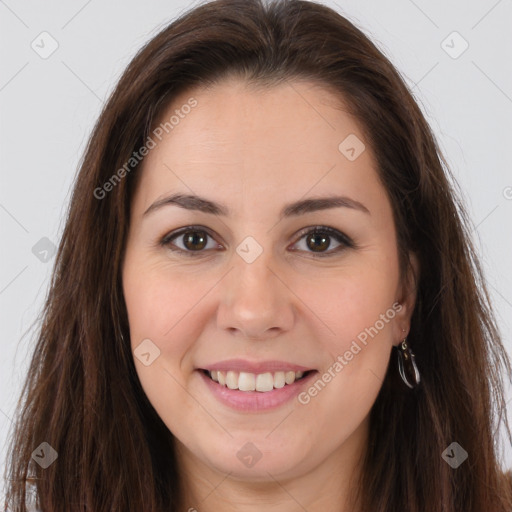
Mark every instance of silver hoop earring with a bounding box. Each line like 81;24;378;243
396;337;421;389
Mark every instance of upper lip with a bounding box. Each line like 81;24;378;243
199;359;315;373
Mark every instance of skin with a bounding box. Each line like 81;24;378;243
122;77;419;512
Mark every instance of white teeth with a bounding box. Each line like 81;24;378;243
273;371;286;388
206;369;308;392
285;371;296;385
255;372;274;392
226;370;238;390
238;372;256;391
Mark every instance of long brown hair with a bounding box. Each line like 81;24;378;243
4;0;512;510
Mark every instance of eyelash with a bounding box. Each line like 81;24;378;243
159;225;356;258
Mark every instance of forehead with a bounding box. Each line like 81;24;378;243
149;78;364;160
134;78;384;215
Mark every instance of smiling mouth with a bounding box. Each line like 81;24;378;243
201;369;315;392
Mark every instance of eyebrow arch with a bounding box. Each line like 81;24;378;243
143;193;370;218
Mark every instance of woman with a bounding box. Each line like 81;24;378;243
4;0;512;510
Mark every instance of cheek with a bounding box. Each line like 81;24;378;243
294;280;396;452
296;264;399;345
122;259;208;427
292;264;398;404
123;256;205;348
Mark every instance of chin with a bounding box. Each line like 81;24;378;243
199;440;308;481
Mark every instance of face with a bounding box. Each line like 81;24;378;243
122;78;417;482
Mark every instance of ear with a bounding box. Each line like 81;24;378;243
392;251;420;346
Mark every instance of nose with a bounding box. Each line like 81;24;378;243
216;254;295;341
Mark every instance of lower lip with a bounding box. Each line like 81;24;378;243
197;370;317;412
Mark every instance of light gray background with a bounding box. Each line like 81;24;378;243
1;0;511;498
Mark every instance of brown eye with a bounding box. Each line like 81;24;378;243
181;230;208;251
161;225;354;258
161;226;219;256
292;226;354;257
305;232;331;252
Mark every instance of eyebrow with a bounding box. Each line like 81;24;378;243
143;193;370;219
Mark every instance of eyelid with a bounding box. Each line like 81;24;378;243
160;225;222;256
293;225;354;249
160;224;355;257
